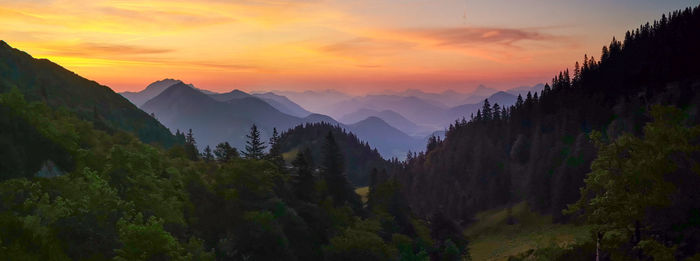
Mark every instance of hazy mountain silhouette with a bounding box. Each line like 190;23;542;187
347;116;424;158
506;83;546;96
208;89;251;101
449;91;518;120
120;79;184;107
377;89;470;107
339;108;432;136
252;92;312;117
142;83;420;158
329;95;449;128
210;89;312;117
270;89;351;113
0;40;178;146
461;84;498;104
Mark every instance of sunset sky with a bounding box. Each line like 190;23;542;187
1;0;696;94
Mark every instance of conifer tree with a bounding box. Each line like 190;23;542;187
493;103;501;121
184;129;199;161
214;142;238;162
243;124;266;160
202;145;214;162
482;99;492;121
292;150;316;201
321;131;351;205
266;128;284;168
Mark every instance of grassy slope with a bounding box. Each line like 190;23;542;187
466;202;591;261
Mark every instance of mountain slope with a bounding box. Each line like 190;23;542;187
253;92;312;117
339;108;430;136
348;116;424;158
0;40;178;147
142;83;299;149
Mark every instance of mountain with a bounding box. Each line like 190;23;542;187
329;95;449;129
142;83;420;160
252;92;312;117
449;91;518;120
0;40;178;147
339;108;431;136
120;79;183;107
506;83;545;96
461;84;498;104
377;89;469;107
269;89;351;114
142;83;298;149
209;90;311;117
347;116;424;159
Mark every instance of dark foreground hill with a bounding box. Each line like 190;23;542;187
0;40;178;147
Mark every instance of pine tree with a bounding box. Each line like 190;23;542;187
243;124;266;160
292;150;316;202
493;103;501;121
515;94;524;108
266;128;284;168
214;142;238;162
184;129;199;161
321;131;351;206
202;145;214;162
482;99;492;121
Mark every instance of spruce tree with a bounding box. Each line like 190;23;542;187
214;142;238;162
493;103;501;121
243;124;266;160
481;99;492;121
202;145;214;162
292;150;315;201
184;129;199;161
321;131;350;205
266;128;284;168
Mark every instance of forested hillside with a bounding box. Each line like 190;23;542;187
393;5;700;259
277;122;401;186
0;86;475;260
0;41;178;147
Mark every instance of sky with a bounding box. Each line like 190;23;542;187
0;0;697;94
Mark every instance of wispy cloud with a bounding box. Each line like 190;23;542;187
320;37;415;57
402;27;561;47
43;42;173;57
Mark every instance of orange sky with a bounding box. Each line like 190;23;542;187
1;0;695;94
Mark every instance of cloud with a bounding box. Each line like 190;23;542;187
43;42;173;57
97;6;233;27
400;27;561;47
320;37;415;57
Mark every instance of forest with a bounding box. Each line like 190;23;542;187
0;87;468;259
394;5;700;260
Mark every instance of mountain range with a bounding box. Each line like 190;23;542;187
135;81;423;159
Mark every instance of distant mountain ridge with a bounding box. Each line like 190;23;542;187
339;108;433;136
141;83;423;159
121;79;185;107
